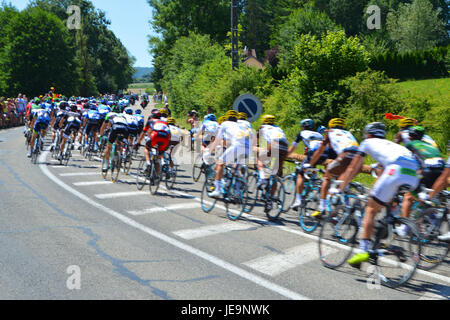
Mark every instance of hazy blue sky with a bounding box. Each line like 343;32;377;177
10;0;156;67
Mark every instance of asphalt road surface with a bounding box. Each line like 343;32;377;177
0;107;449;302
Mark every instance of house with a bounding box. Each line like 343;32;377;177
242;48;265;70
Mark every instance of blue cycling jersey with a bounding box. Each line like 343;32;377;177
86;110;101;121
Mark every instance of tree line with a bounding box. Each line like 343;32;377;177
147;0;449;150
0;0;135;98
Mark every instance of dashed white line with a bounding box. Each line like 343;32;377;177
128;202;201;216
173;221;252;240
60;172;100;177
95;191;148;199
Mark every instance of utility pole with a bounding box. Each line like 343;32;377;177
231;0;239;70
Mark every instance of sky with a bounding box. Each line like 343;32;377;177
11;0;156;67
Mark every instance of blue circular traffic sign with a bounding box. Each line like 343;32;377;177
233;94;262;123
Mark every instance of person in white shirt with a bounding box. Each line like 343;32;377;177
334;122;420;266
206;110;251;198
308;118;359;216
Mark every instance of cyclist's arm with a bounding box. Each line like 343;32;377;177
394;131;402;144
309;137;328;167
429;167;450;199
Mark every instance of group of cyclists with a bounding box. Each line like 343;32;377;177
22;93;449;271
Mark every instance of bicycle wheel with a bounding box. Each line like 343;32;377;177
372;217;421;289
226;176;248;221
415;208;449;271
192;154;204;182
200;171;217;213
31;143;39;164
318;209;358;269
122;152;133;176
110;153;121;183
165;161;177;190
244;173;259;213
282;174;296;213
101;154;109;180
265;176;285;221
148;161;161;195
136;159;149;190
299;187;321;233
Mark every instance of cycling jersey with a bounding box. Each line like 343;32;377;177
169;124;181;143
33;109;51;133
123;114;139;137
200;120;219;142
399;129;438;148
216;121;251;164
326;128;359;155
143;119;171;152
97;105;111;119
259;124;288;147
293;130;323;151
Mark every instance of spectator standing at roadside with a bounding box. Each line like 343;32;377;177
7;98;16;126
0;97;5;128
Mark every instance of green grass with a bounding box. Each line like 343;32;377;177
392;77;450;108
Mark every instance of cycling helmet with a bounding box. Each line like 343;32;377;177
300;119;314;130
111;105;121;113
205;114;217;122
151;109;161;119
218;116;227;125
70;104;78;112
328;118;346;129
317;125;326;134
398;118;416;129
408;126;425;141
225;110;239;121
60;101;69;110
159;109;169;117
364;122;386;138
261;115;276;125
135;109;142;115
238;112;248;120
125;108;133;115
167;117;176;125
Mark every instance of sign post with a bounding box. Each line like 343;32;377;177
233;94;262;123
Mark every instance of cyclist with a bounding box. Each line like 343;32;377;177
135;109;171;175
394;126;447;235
206;110;252;199
27;107;51;158
57;104;82;161
82;103;102;152
99;105;129;172
333;122;420;266
50;101;69;151
288;119;332;209
237;112;252;131
123;108;140;146
134;109;145;138
255;114;289;211
308;118;359;217
395;117;438;147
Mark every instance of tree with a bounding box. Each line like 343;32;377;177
387;0;447;53
0;7;80;97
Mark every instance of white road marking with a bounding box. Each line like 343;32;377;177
173;221;252;240
243;243;332;277
74;181;113;186
128;202;200;216
60;172;100;177
39;151;309;300
95;191;148;199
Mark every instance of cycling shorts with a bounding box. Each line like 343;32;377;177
108;123;129;144
33;120;49;133
63;122;81;139
146;130;170;152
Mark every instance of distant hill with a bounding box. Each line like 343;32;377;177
133;67;153;80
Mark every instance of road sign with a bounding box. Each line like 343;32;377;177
233;93;262;123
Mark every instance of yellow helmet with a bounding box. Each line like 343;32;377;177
159;109;169;117
398;118;416;129
225;110;239;119
167;117;176;125
238;112;248;120
328;118;346;129
218;116;227;125
261;115;276;125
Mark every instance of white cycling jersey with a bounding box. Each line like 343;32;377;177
169;124;181;142
259;124;287;145
216;121;251;147
358;138;418;169
293;130;323;150
327;128;359;154
200;120;219;141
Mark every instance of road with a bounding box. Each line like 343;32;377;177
0;105;449;302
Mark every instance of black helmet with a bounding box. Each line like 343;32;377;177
151;109;161;119
408;126;425;141
364;122;386;138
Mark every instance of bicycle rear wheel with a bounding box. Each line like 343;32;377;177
148;161;161;195
244;173;259;213
101;154;109;180
226;176;248;221
299;188;320;233
136;159;149;190
110;154;121;183
265;176;285;221
201;171;217;213
372;217;421;289
318;210;358;269
192;154;204;182
165;161;177;190
414;208;449;271
282;175;296;213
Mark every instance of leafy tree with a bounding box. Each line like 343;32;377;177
0;6;79;97
387;0;447;53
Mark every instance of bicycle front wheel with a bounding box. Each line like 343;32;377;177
200;171;217;213
299;188;320;233
318;210;358;269
226;177;248;221
282;175;296;213
148;162;161;195
110;155;121;183
415;208;449;271
373;217;421;289
136;159;149;190
192;154;204;182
